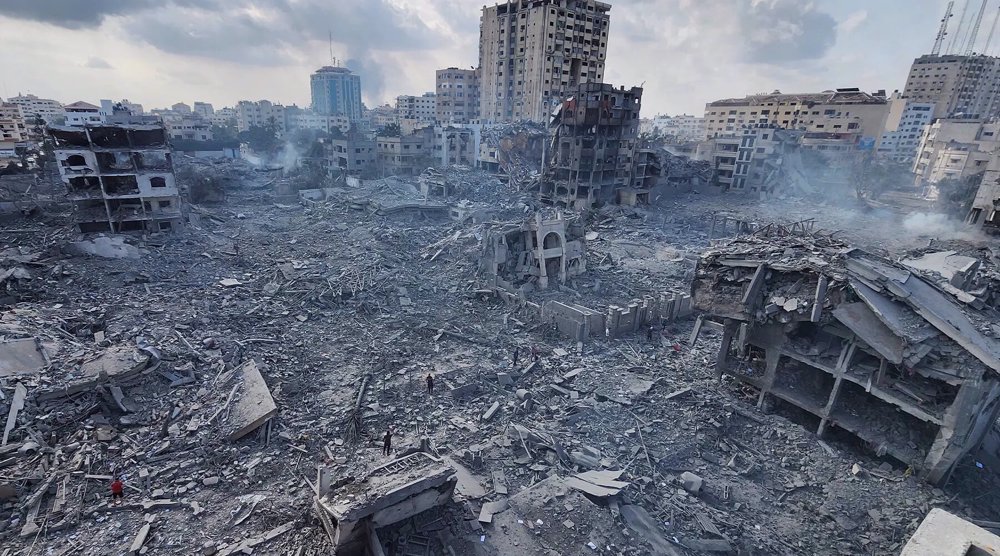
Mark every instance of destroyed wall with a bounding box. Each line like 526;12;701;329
481;212;586;290
51;124;183;233
692;234;1000;484
540;83;643;209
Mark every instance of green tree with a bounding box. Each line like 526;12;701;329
378;123;401;137
238;124;279;154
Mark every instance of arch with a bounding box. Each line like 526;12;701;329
542;232;562;250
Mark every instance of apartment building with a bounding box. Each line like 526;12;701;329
902;54;1000;120
967;151;1000;232
285;107;351;135
165;116;213;141
327;128;375;177
210;107;236;127
541;82;642;208
875;93;935;162
311;66;363;121
366;104;398;130
7;94;64;124
397;93;437;122
376;127;435;177
436;68;480;124
913;119;1000;188
50;123;183;233
645;114;706;142
235;100;287;134
479;0;611;123
193;102;214;118
0;102;27;142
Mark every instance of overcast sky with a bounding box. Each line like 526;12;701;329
0;0;973;116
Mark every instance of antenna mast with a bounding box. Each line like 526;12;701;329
329;30;334;64
965;0;989;54
984;5;1000;54
933;1;955;55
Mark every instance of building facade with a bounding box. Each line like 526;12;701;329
541;83;642;208
902;54;1000;120
436;68;480;124
479;0;611;123
235;100;287;134
0;102;27;142
396;93;437;123
193;102;214;118
310;66;363;121
63;101;104;127
967;151;1000;231
875;93;935;162
165;116;213;141
913;120;1000;189
8;94;63;124
326;129;376;177
50;123;183;233
645;114;706;142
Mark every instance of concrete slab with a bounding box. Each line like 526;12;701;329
901;508;1000;555
0;338;46;378
226;360;278;441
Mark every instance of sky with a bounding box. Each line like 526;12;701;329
0;0;977;116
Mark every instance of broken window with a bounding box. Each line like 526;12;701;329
150;177;167;188
102;175;139;195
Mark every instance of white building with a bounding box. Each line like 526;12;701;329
235;100;287;134
210;107;236;127
646;114;706;142
165;116;213;141
63;101;104;127
193;102;214;118
396;93;437;123
8;94;64;124
913;120;1000;192
875;93;935;162
286;110;351;134
0;102;27;142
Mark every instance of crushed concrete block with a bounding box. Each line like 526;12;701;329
482;401;500;421
225;360;278;441
680;471;703;495
202;476;220;486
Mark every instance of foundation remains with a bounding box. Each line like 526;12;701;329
901;508;1000;555
692;234;1000;484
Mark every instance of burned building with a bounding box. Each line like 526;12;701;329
692;234;1000;484
540;83;644;209
481;212;586;290
51;124;182;233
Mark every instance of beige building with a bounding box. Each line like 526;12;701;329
396;94;437;123
967;150;1000;231
436;68;480;124
912;120;1000;189
0;102;27;142
7;94;63;124
902;54;1000;120
478;0;611;123
235;100;287;134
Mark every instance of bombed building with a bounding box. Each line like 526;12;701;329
480;211;586;290
51;123;182;233
692;234;1000;484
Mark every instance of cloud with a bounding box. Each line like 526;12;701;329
840;9;868;33
1;0;157;29
736;0;838;63
84;56;113;69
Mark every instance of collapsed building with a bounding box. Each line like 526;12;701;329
540;83;646;209
478;122;545;188
51;123;183;233
692;234;1000;484
481;212;585;290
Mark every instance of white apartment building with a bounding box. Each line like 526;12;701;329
193;102;214;118
875;93;935;162
396;93;437;123
913;120;1000;191
967;151;1000;231
7;94;64;124
646;114;706;142
235;100;287;134
210;107;236;127
286;111;351;134
436;67;480;124
478;0;611;123
63;101;104;127
902;54;1000;120
165;116;213;141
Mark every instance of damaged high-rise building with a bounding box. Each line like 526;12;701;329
51;123;183;233
478;0;611;123
539;82;644;209
692;234;1000;484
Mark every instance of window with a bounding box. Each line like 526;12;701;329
150;177;167;188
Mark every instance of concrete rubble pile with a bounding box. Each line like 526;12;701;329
692;233;1000;484
1;158;1000;555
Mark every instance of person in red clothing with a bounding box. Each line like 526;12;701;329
110;476;124;506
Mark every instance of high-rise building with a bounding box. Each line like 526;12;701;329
8;94;64;124
478;0;611;123
902;54;1000;120
310;66;363;121
436;68;480;124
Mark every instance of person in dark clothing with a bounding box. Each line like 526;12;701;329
512;347;519;368
382;428;393;456
426;374;434;395
531;345;540;361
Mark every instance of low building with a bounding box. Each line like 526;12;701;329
376;128;434;177
235;100;287;134
431;125;475;167
692;234;1000;484
285;108;350;135
540;83;643;209
192;101;214;118
646;114;706;142
50;123;183;233
366;104;398;130
63;101;103;127
326;129;375;177
209;107;236;128
165;116;213;141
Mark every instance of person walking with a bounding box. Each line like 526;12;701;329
382;428;394;456
426;373;434;395
110;476;124;506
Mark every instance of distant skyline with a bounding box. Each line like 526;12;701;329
0;0;968;116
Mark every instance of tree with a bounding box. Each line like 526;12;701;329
935;173;984;218
378;123;401;137
238;124;279;154
211;125;236;141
